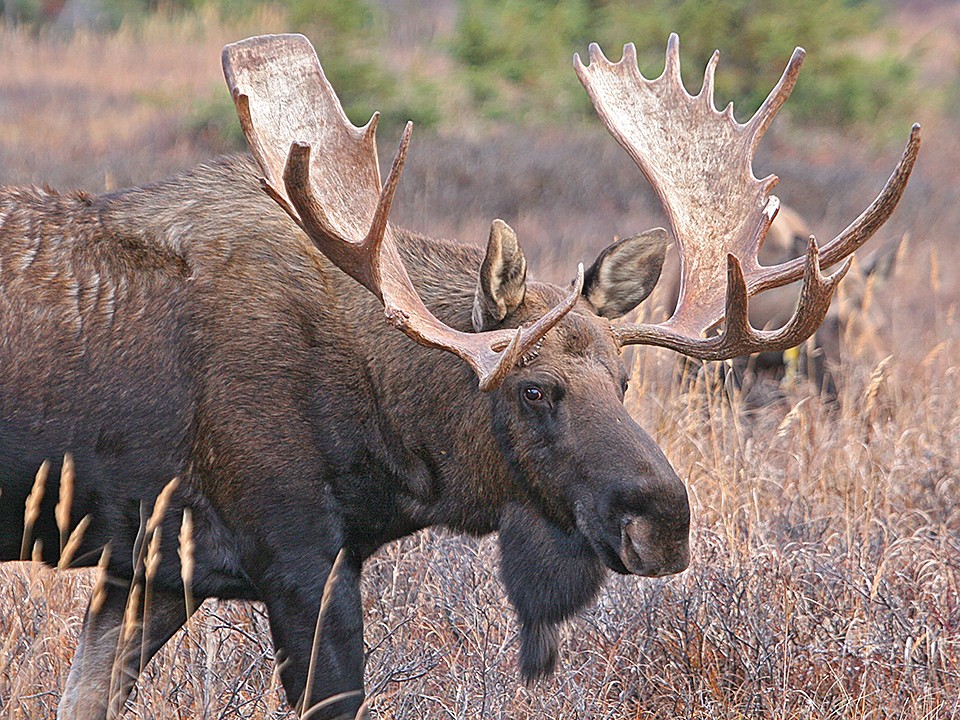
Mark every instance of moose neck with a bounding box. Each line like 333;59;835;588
351;228;522;538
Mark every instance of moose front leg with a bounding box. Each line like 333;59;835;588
58;577;195;719
259;550;365;720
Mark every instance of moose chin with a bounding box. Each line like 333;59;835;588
0;32;918;720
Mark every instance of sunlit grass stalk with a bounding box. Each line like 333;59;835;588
108;579;143;715
141;526;163;677
91;544;112;616
179;508;195;619
146;477;180;537
58;515;91;570
55;453;74;558
20;460;49;561
301;548;351;718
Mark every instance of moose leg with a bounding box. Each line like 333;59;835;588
58;578;195;720
260;553;365;720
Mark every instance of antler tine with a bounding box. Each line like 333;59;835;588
745;47;805;155
731;238;850;353
700;50;720;108
577;35;920;361
369;122;413;272
663;33;681;84
280;121;414;298
223;34;583;391
281;140;378;294
614;238;847;358
750;123;921;296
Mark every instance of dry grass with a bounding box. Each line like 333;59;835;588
1;7;959;720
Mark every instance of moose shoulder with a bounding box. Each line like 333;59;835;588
0;33;918;720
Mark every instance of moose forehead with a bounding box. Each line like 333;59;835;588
518;282;624;379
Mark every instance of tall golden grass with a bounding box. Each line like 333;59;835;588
1;7;958;719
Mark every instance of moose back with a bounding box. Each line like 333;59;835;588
0;33;918;719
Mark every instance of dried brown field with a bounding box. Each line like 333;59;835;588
1;7;959;719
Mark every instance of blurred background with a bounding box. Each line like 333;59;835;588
1;2;958;718
0;0;955;349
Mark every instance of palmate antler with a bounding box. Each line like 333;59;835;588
575;34;921;359
222;34;583;391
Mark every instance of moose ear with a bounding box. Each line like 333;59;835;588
583;228;669;319
473;219;528;332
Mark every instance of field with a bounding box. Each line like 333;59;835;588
1;3;959;719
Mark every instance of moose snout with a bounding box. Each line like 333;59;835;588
573;406;692;577
610;473;691;577
619;514;690;577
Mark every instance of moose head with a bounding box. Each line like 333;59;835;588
218;32;918;706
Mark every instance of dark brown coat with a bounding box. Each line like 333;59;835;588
0;154;688;718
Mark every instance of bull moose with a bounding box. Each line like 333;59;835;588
0;33;919;719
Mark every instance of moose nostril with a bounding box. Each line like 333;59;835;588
617;508;690;578
619;516;651;575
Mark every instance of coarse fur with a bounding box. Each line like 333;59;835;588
0;154;689;719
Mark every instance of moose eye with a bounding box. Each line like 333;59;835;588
521;385;545;404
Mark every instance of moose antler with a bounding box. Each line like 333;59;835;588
575;34;920;359
222;34;583;391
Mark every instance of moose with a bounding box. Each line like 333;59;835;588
0;33;918;719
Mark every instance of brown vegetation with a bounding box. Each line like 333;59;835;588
1;6;959;719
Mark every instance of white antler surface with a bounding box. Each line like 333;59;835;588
223;34;583;391
576;34;920;358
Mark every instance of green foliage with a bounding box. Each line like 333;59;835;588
96;0;202;28
272;0;439;130
4;0;911;137
1;0;50;27
452;0;913;130
187;89;248;151
453;0;596;121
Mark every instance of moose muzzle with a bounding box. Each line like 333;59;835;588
619;514;690;577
